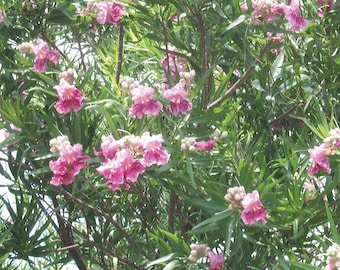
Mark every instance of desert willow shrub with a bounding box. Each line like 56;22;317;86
0;0;339;269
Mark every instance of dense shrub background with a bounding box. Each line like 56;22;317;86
0;0;339;269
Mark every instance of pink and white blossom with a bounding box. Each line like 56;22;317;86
129;85;162;119
162;79;192;115
251;0;279;25
308;143;331;175
225;186;246;211
194;140;215;151
49;137;89;186
188;243;210;262
208;251;224;270
32;38;59;72
140;132;170;166
96;132;170;190
324;243;340;270
53;79;85;114
281;0;308;32
96;1;125;25
97;149;145;190
241;190;270;225
0;10;3;23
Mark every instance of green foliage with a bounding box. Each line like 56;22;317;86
0;0;339;269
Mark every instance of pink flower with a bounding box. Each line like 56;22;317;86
281;0;308;32
162;79;192;115
97;135;122;159
208;251;224;270
0;10;3;23
324;243;340;270
49;139;89;186
308;143;331;175
96;1;125;25
140;132;170;166
32;38;59;72
129;85;163;119
54;79;85;114
97;149;145;190
240;2;248;12
194;140;215;151
96;133;169;190
241;190;270;225
251;0;279;25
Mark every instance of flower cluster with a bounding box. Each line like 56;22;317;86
188;244;224;270
251;0;308;32
96;0;125;25
121;76;193;117
49;136;89;186
325;243;340;270
225;187;270;225
209;128;228;142
78;0;125;26
59;68;75;84
0;10;3;23
53;78;85;114
120;76;140;92
308;128;340;175
224;186;246;211
188;243;210;262
96;132;170;190
18;38;59;72
181;137;215;152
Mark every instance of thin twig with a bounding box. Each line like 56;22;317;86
54;186;152;260
52;196;88;270
115;24;124;84
207;41;272;110
73;26;87;72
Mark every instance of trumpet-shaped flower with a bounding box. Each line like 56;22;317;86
251;0;279;25
208;251;224;270
308;143;331;175
325;243;340;270
97;149;145;190
54;79;85;114
141;132;170;166
96;1;125;25
281;0;308;32
32;38;59;72
162;79;192;115
241;190;270;225
49;138;89;186
129;85;162;119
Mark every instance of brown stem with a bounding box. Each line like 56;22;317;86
270;104;298;127
73;26;87;72
207;41;272;110
115;24;124;84
168;191;177;233
196;11;211;109
52;196;88;270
